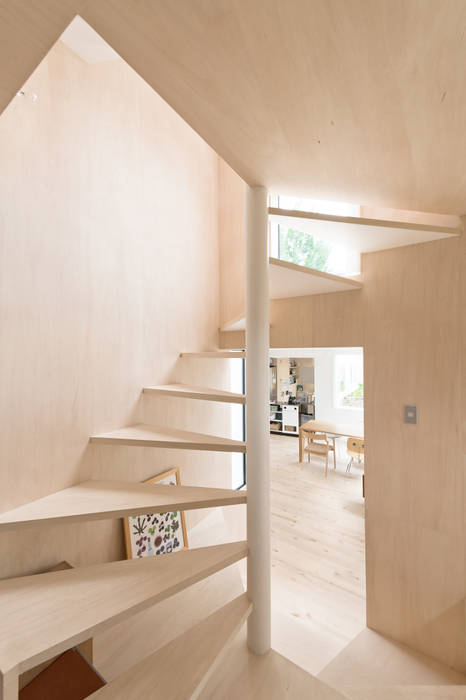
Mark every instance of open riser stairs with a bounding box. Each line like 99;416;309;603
1;348;455;699
0;348;357;699
0;541;248;698
0;481;247;532
88;593;253;699
90;423;246;452
0;350;251;699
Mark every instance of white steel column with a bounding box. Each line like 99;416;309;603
246;185;271;654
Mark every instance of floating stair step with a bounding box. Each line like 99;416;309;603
222;259;362;324
269;257;362;298
180;351;246;359
0;542;248;686
143;383;245;404
0;481;247;532
91;424;246;452
88;594;252;699
268;207;461;253
221;315;246;332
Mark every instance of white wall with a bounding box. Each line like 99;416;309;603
313;348;364;425
270;347;364;425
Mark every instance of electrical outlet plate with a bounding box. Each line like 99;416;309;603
404;405;418;424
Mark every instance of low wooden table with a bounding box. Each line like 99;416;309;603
299;419;364;462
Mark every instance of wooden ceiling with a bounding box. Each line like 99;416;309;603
2;1;466;213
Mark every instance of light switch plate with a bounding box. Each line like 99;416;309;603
404;405;418;424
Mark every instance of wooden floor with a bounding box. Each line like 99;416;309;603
318;628;466;690
270;433;366;676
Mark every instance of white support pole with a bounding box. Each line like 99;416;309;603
246;185;271;654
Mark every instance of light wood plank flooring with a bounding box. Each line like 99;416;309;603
270;433;366;676
318;628;466;690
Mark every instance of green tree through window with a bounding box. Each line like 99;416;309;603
279;227;330;271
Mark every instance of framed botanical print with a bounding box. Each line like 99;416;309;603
123;468;188;559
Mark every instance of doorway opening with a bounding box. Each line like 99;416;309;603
269;346;366;675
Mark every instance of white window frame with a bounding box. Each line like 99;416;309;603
334;354;364;411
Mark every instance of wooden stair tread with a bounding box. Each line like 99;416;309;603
180;351;246;359
89;594;252;699
0;481;247;532
91;424;246;452
143;383;245;404
0;542;247;678
221;258;364;329
268;207;461;254
269;257;362;299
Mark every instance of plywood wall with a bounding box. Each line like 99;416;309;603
363;238;465;672
275;240;465;671
218;159;246;329
218;166;466;671
0;40;232;580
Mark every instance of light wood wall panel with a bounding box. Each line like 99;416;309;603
219;330;246;350
363;238;464;672
0;41;230;580
218;160;246;328
463;218;466;676
277;239;465;671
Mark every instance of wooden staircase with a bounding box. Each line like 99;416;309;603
0;351;250;699
143;383;246;403
89;593;253;699
91;424;245;452
0;543;247;684
0;481;246;531
0;350;352;699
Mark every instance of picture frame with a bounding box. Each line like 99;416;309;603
123;467;188;559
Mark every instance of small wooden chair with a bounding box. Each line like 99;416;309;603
346;437;365;474
302;430;336;477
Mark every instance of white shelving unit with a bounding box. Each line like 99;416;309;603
269;403;299;435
